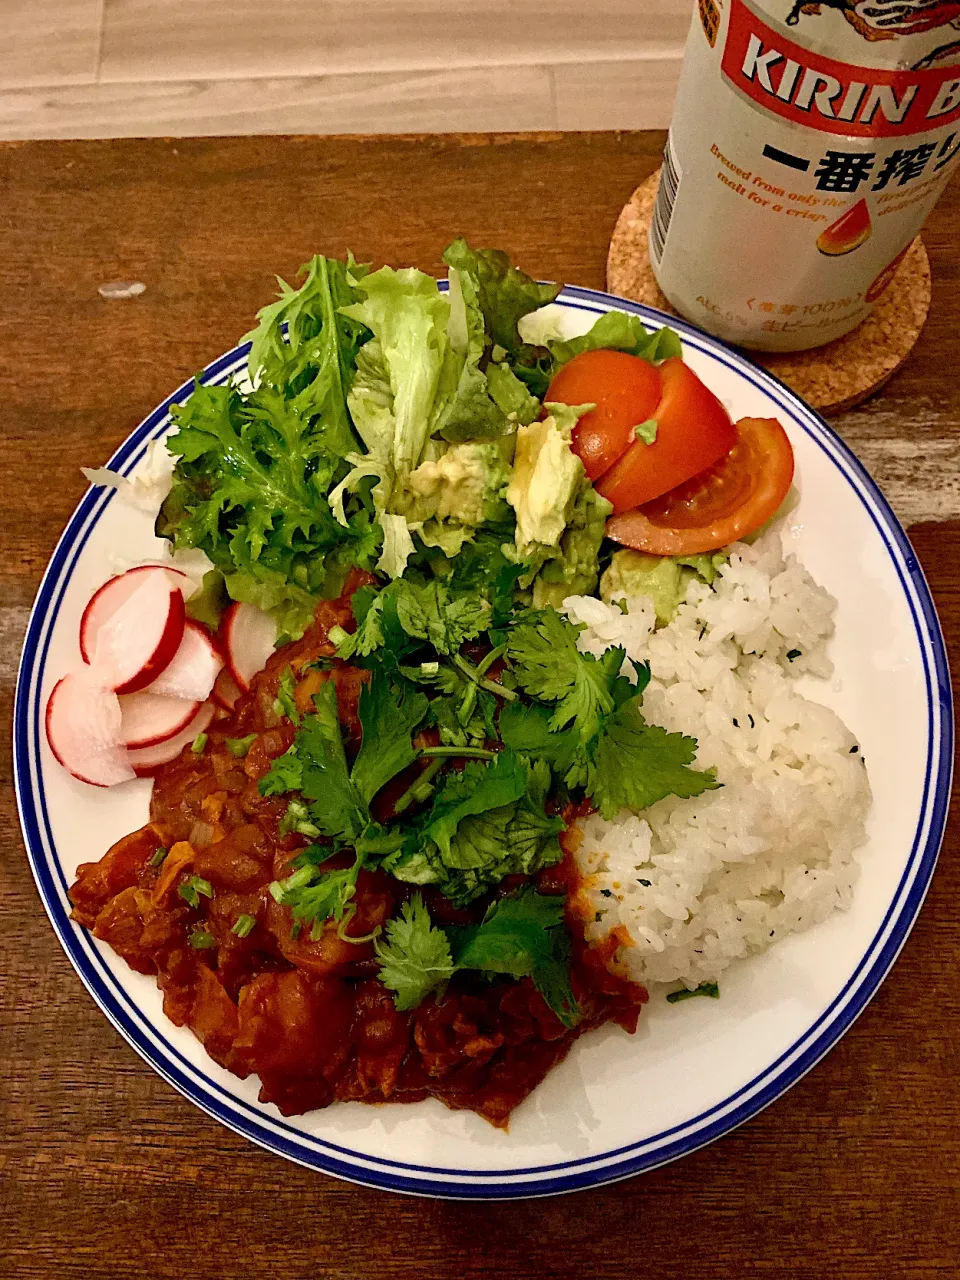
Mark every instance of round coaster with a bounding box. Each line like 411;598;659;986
607;169;932;416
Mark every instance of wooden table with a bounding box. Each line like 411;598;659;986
2;133;957;1280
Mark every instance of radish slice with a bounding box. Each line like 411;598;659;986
89;572;186;695
45;672;135;787
222;602;278;690
80;565;193;664
143;621;222;702
119;691;202;750
211;666;242;712
128;702;216;777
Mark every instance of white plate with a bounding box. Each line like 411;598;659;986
14;286;952;1198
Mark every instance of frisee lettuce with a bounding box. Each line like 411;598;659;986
157;255;382;638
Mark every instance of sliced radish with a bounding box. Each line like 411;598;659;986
222;602;278;690
119;691;202;750
89;572;186;695
211;666;242;712
143;621;222;702
80;565;193;664
128;702;216;777
45;672;135;787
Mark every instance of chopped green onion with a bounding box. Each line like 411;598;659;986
279;799;321;838
328;625;349;648
178;875;214;908
290;921;303;940
149;847;168;868
225;734;256;758
190;732;208;754
231;914;256;939
188;929;217;950
451;652;517;702
393;758;444;816
273;665;301;725
420;661;440;676
666;981;720;1004
269;865;315;904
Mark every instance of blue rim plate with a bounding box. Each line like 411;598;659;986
14;285;953;1198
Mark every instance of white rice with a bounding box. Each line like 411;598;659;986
563;528;871;991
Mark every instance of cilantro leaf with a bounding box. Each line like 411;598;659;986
386;755;563;905
336;579;489;663
532;924;579;1029
350;671;429;808
264;667;430;834
334;587;385;660
375;887;578;1025
498;700;579;777
504;758;565;869
393;580;489;655
266;681;367;841
399;662;463;696
448;887;579;1027
273;862;360;934
449;885;564;975
506;609;624;741
375;894;455;1011
667;981;720;1003
426;688;491;749
586;694;721;820
418;750;527;858
258;749;304;797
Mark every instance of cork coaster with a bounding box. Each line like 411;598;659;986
606;169;931;416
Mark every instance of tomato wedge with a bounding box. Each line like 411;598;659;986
606;417;795;556
595;357;737;514
546;349;662;481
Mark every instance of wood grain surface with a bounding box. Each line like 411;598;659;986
1;133;957;1280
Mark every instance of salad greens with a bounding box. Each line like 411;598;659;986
150;237;712;1023
157;257;381;638
158;237;682;633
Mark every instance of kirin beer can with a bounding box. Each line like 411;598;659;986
650;0;960;350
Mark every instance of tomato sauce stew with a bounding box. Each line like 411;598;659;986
69;580;648;1127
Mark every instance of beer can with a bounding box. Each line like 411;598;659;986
650;0;960;350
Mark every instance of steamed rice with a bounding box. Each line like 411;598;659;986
563;527;871;991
